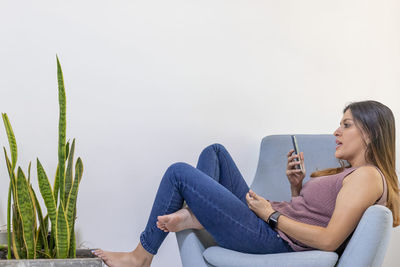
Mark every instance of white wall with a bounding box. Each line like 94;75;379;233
0;1;399;266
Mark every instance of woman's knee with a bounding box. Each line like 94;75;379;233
206;143;226;153
197;143;227;165
165;162;193;180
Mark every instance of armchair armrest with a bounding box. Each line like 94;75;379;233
336;205;393;267
176;229;217;267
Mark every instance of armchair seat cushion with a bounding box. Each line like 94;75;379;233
203;246;338;267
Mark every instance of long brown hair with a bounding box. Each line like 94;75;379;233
310;100;400;227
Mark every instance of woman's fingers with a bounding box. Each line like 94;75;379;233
287;151;294;162
288;160;301;168
249;189;258;199
287;149;294;157
287;152;305;169
246;191;258;206
246;193;253;208
287;154;300;164
246;192;252;202
287;169;303;175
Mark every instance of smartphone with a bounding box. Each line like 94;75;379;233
291;135;304;172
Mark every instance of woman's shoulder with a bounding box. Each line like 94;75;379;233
342;165;384;200
351;165;383;177
343;165;383;182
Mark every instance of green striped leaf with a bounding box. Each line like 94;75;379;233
28;161;31;184
49;228;55;258
65;140;70;161
66;157;82;237
37;249;51;259
12;203;24;259
32;188;50;257
56;55;67;205
6;182;12;259
36;214;50;258
35;228;42;258
54;165;60;206
11;229;21;259
27;185;38;253
77;157;83;183
1;113;17;171
3;147;16;195
55;204;69;259
37;159;57;225
16;167;36;259
64;139;75;208
4;148;16;260
68;221;76;258
43;215;49;243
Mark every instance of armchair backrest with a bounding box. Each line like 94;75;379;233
250;134;340;201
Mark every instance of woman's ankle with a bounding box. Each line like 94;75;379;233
134;242;154;263
186;207;204;230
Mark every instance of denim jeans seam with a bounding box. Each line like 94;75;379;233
162;177;180;217
140;232;157;255
213;154;219;180
211;144;220;180
219;149;234;192
140;176;181;255
185;183;260;238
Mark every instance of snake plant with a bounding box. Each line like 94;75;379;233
2;56;83;259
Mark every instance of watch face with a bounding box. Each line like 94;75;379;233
268;212;280;229
270;219;277;229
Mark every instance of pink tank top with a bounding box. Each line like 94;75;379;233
270;165;388;251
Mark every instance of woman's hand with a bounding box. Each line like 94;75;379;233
286;149;306;197
246;189;275;221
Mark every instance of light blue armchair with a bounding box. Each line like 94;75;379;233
176;134;393;267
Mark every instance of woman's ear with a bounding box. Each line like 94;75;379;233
361;131;371;147
365;136;371;146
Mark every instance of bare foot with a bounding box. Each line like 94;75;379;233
93;243;153;267
156;206;204;232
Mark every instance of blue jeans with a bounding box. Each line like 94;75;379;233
140;143;294;255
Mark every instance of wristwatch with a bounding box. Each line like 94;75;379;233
267;211;281;230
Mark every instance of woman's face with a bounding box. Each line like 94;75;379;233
333;109;369;166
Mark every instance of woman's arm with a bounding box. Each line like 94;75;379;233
247;166;383;251
290;186;302;197
276;166;383;251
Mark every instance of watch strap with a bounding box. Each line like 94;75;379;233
267;211;281;229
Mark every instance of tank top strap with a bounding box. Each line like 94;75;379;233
339;166;358;183
371;166;387;206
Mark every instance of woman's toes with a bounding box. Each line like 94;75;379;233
156;222;165;230
157;215;169;223
92;249;101;256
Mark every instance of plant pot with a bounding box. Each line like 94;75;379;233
0;249;102;267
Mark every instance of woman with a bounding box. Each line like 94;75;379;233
93;100;399;267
